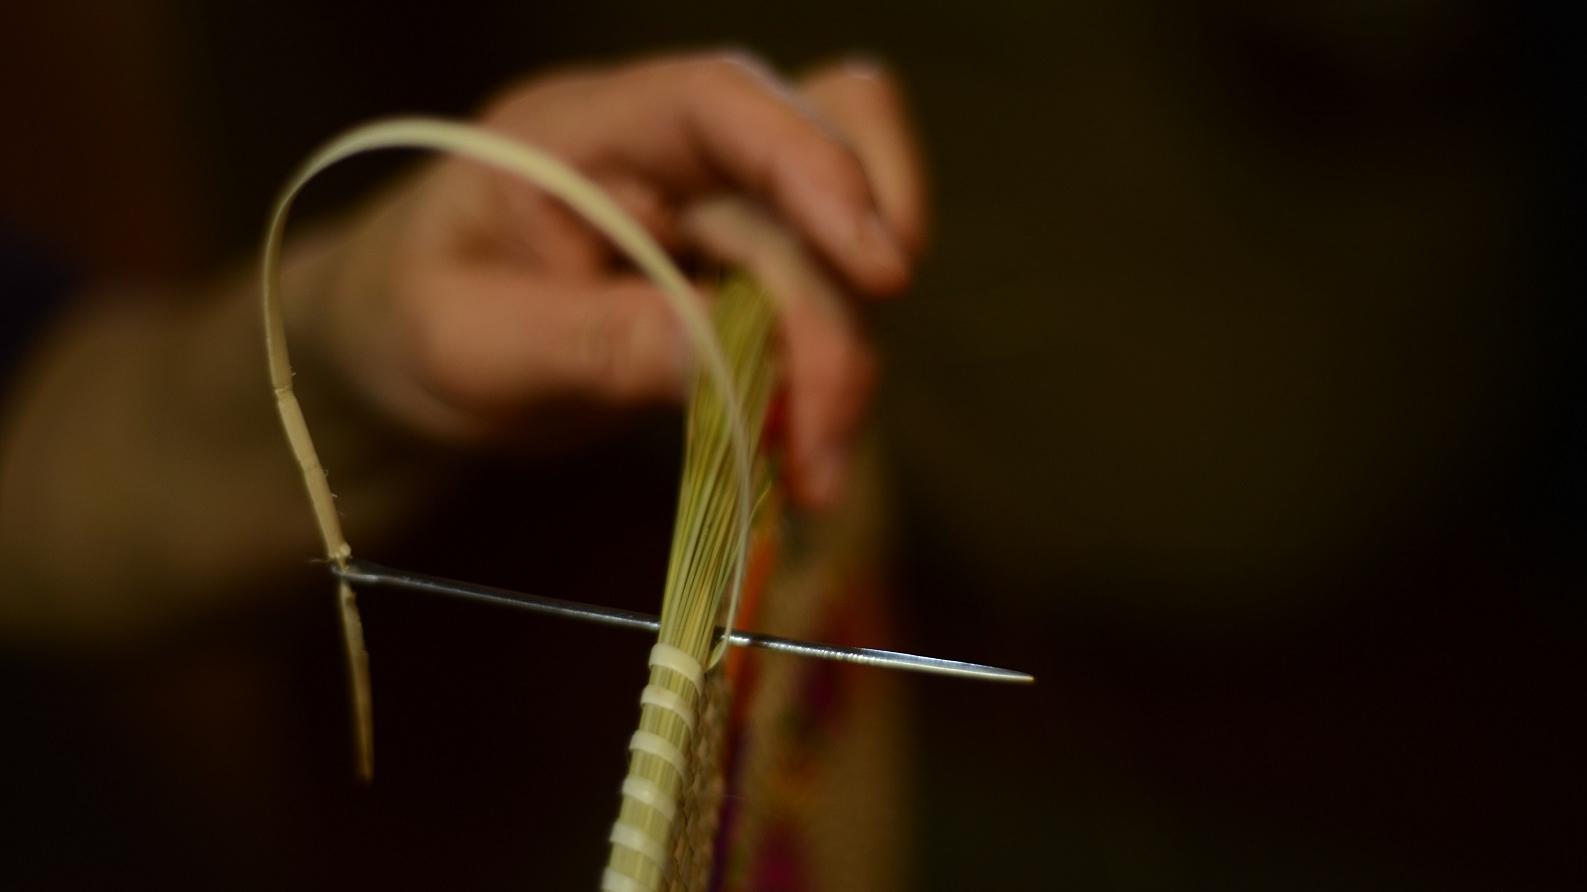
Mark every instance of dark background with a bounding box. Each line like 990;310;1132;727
2;1;1579;888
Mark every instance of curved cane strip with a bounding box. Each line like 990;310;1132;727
260;114;759;846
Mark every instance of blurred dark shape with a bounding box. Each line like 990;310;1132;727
1;1;1578;889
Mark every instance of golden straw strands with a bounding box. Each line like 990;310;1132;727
602;276;777;892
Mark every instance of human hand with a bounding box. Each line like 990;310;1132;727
297;51;927;506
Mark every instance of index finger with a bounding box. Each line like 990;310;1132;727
488;52;913;296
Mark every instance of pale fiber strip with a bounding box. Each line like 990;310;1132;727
648;643;705;689
610;823;671;866
620;776;679;822
259;119;757;784
640;686;697;734
601;868;649;892
630;731;690;777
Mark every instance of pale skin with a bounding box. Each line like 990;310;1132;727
0;52;928;643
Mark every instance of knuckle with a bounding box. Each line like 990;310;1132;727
694;48;771;85
477;91;541;137
676;49;778;101
477;92;523;130
477;66;596;132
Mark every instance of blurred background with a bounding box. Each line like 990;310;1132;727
1;1;1578;888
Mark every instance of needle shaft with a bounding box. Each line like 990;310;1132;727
334;559;1034;685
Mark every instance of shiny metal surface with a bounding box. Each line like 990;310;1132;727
335;559;1034;684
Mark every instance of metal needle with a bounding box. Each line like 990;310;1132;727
334;559;1034;685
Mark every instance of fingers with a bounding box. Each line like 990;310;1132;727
483;52;912;296
667;55;912;295
432;156;676;275
800;59;929;256
396;267;689;438
375;51;920;498
683;197;875;506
